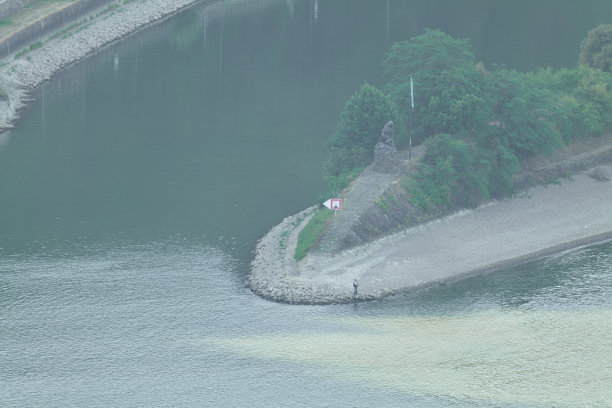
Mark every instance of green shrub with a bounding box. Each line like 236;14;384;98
579;24;612;72
294;208;332;261
326;28;612;228
383;29;489;143
535;66;612;142
324;82;400;195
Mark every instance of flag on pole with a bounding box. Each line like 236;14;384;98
410;76;414;110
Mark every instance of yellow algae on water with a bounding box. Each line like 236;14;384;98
206;309;612;407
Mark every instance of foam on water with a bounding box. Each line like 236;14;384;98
207;308;612;407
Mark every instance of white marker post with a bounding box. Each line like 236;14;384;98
409;75;414;162
323;198;342;215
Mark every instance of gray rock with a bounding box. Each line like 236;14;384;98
377;120;395;147
373;121;399;173
588;167;610;182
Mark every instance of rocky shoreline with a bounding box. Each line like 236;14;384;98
250;163;612;304
0;0;206;131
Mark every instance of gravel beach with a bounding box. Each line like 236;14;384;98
250;165;612;304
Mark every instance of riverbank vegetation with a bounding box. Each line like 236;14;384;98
294;208;332;261
323;82;403;196
295;25;612;259
390;28;612;215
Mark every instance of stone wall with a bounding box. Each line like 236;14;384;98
0;0;113;59
514;145;612;189
0;0;35;20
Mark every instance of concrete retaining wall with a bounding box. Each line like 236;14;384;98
0;0;35;20
0;0;113;59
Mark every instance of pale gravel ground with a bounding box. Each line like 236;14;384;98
250;165;612;304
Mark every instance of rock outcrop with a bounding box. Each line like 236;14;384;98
373;121;399;173
589;167;610;182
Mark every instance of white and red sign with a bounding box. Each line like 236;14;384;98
323;198;342;210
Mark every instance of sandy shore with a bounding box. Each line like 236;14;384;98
0;0;204;130
250;165;612;304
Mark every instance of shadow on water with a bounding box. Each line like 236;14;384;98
168;10;201;50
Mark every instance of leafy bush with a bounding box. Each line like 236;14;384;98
324;82;399;194
382;29;490;143
386;29;612;217
321;27;612;231
579;24;612;72
486;69;562;158
411;135;490;209
535;66;612;142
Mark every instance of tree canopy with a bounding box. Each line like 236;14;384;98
579;24;612;73
324;82;399;194
323;27;612;215
382;29;490;143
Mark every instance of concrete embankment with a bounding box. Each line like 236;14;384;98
249;162;612;304
0;0;206;130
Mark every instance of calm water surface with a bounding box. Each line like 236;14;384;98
1;1;612;407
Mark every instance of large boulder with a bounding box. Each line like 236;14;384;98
373;121;399;173
588;167;610;182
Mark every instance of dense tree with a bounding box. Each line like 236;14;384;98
324;82;399;193
534;66;612;141
579;24;612;72
486;69;561;158
382;29;491;143
416;134;490;209
324;28;612;216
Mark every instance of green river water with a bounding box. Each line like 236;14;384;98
1;1;611;407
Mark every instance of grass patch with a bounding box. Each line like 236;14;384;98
376;197;389;213
14;48;28;59
97;4;120;16
14;41;44;59
376;193;400;214
29;41;43;50
279;230;289;249
48;18;87;40
294;208;332;261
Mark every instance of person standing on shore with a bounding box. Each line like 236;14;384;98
353;278;359;296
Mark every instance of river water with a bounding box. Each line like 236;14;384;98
1;1;611;407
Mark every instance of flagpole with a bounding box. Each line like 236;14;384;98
409;108;412;162
409;76;414;162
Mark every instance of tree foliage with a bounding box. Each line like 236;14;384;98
486;69;561;158
408;134;491;210
324;27;612;218
382;29;490;143
579;24;612;72
324;82;399;193
535;66;612;142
